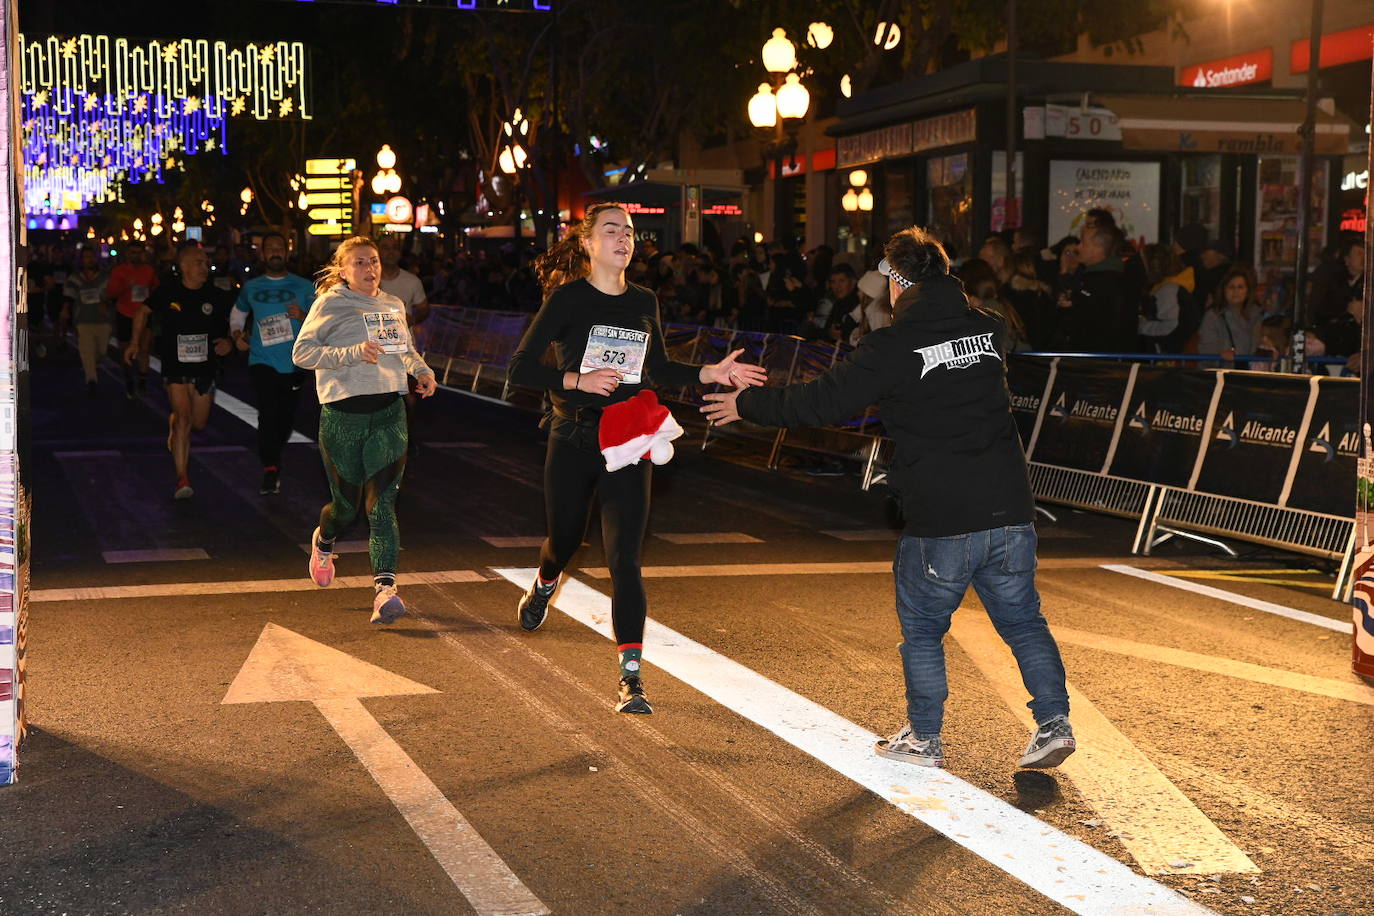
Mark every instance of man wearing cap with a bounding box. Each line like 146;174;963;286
701;226;1075;771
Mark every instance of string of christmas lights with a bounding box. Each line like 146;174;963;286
21;33;310;218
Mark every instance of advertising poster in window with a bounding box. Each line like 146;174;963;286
1048;160;1161;248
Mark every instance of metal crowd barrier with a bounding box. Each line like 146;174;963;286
421;309;1356;593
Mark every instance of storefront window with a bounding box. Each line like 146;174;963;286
1255;156;1329;311
1047;159;1161;247
927;153;973;260
990;152;1024;233
1180;155;1222;240
883;160;914;241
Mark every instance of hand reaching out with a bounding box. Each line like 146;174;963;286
703;348;767;388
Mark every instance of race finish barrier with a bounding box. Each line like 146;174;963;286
1009;354;1357;599
420;308;1356;596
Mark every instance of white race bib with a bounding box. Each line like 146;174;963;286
176;333;209;363
257;313;293;347
364;311;408;354
131;284;149;303
580;324;649;385
79;287;101;306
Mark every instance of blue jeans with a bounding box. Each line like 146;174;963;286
894;524;1069;735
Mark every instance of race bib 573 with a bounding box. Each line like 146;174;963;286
580;325;649;384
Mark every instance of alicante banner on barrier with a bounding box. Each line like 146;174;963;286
1193;372;1309;504
1006;355;1055;448
1109;366;1216;487
1027;359;1132;472
1287;378;1358;517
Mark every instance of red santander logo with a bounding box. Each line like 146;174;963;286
1179;48;1272;89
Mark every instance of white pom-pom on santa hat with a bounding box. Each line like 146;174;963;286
599;389;684;472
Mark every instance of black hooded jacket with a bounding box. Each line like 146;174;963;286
735;273;1034;537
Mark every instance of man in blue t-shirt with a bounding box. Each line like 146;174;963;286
230;233;316;494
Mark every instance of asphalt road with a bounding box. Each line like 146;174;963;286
2;346;1370;916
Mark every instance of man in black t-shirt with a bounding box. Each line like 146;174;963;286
124;243;233;499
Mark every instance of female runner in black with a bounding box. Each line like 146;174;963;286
508;203;767;713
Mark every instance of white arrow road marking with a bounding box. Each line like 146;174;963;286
493;569;1210;916
1102;564;1349;633
949;612;1259;876
223;624;548;916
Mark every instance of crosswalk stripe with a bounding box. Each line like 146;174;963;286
492;567;1207;915
1102;564;1348;633
653;532;763;545
950;612;1259;876
102;548;209;564
32;569;486;602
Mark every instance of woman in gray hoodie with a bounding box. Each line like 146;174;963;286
293;236;436;624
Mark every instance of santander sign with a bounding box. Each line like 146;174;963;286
1179;48;1273;89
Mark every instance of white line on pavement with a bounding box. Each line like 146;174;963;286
32;569;487;602
950;612;1258;875
492;568;1208;916
1102;564;1349;633
583;557;1175;579
102;548;209;564
820;529;898;541
653;532;763;545
480;536;548;549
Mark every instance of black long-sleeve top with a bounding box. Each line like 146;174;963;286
508;279;700;417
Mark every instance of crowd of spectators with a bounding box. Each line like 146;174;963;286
23;211;1368;376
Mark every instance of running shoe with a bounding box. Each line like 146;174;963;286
309;526;335;588
371;586;406;625
173;476;194;500
615;675;653;714
1018;716;1076;769
260;468;280;495
518;576;557;631
874;725;944;767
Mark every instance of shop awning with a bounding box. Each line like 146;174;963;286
1097;95;1352;155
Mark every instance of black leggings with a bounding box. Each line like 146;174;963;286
538;433;652;646
250;364;304;468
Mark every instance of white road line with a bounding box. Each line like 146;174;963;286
492;568;1207;916
950;612;1258;876
1053;625;1374;706
582;561;892;579
480;536;548;549
102;548;209;564
32;569;486;602
1102;564;1350;633
583;557;1171;578
296;539;372;555
224;624;548;916
821;529;898;541
653;532;763;545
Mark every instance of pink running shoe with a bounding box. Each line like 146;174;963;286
309;527;335;587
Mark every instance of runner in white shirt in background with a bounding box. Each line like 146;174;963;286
377;234;431;456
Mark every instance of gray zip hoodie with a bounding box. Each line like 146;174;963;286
292;284;433;405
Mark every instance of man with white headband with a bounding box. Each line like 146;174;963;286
702;226;1075;771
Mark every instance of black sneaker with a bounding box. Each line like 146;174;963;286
1018;715;1076;769
615;675;653;714
260;468;280;495
518;576;556;631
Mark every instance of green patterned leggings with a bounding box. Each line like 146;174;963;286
317;398;407;576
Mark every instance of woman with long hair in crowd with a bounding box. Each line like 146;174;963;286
508;203;767;713
957;258;1029;351
1197;263;1265;367
292;236;437;625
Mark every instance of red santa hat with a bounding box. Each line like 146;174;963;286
598;390;684;472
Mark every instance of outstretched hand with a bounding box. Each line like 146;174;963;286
702;348;767;388
700;389;743;426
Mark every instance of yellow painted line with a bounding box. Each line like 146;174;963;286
1053;626;1374;707
950;611;1259;876
33;570;487;602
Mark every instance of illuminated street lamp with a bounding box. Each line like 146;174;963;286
373;145;402;195
857;187;874;211
748;83;778;129
775;73;811;121
842;189;859;212
761;28;796;73
806;22;833;50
